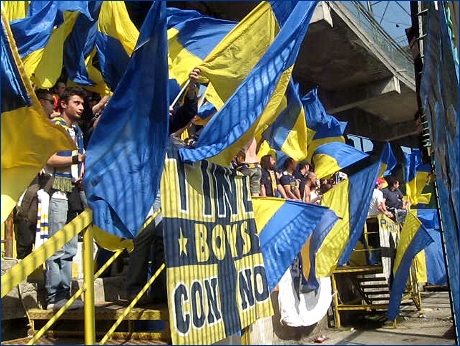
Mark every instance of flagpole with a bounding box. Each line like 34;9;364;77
197;84;208;110
170;80;190;108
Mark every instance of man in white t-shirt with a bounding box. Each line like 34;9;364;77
368;178;393;218
364;178;393;264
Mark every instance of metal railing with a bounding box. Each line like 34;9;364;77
339;1;415;77
1;209;164;345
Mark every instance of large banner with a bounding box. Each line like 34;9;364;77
377;214;400;282
161;148;273;345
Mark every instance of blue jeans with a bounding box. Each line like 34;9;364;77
45;197;78;304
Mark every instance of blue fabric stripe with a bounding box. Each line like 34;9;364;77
301;87;344;139
381;142;396;176
269;2;299;26
388;224;434;321
262;80;303;151
64;1;101;86
95;32;131;92
338;161;381;265
167;9;236;61
259;199;338;291
179;1;318;163
313;142;368;170
85;2;169;239
10;2;91;58
1;24;32;112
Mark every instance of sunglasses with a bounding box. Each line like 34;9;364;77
40;98;55;105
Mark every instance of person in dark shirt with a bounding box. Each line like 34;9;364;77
294;161;310;200
382;176;409;223
260;155;287;198
280;157;301;200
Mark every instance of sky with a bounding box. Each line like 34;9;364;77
358;1;412;46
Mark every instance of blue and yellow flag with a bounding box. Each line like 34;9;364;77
166;7;236;89
420;3;459;335
379;142;397;177
161;145;273;345
252;197;338;291
312;142;369;179
302;87;346;161
314;160;380;278
95;1;139;91
261;80;309;161
9;1;91;88
180;1;318;166
63;1;105;92
85;2;169;239
197;2;282;110
413;209;446;286
404;149;432;205
2;1;29;22
1;9;75;223
313;143;396;277
388;211;434;321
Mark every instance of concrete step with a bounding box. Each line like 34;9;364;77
2;257;128;319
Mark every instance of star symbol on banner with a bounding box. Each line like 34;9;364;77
178;228;189;256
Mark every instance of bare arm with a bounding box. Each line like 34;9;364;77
277;184;288;199
284;185;300;200
47;153;85;168
186;68;201;99
260;184;267;197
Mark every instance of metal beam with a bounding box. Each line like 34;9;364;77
326;76;401;114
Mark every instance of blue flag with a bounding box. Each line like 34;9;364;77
312;142;369;179
63;1;102;86
302;87;346;160
388;212;434;321
85;2;169;239
253;197;338;291
179;1;318;166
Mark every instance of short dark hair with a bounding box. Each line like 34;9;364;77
385;176;399;187
297;161;310;171
283;157;296;170
60;87;86;104
261;155;273;169
35;89;52;100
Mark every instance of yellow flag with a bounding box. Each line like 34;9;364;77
1;10;75;223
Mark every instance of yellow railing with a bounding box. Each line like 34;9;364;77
1;209;164;345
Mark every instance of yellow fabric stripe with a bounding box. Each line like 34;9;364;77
393;212;423;274
279;107;309;161
252;197;285;234
306;136;345;162
210;65;293;167
414;249;428;283
1;9;75;223
168;27;205;87
256;140;277;161
300;237;312;280
26;11;79;88
98;1;139;56
93;226;134;253
199;2;279;109
1;1;29;21
313;153;341;179
315;179;350;277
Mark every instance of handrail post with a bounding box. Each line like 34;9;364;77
83;224;96;345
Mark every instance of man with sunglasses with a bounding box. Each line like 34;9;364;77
36;89;56;118
14;89;58;260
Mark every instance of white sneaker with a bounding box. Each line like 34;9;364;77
47;299;84;311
